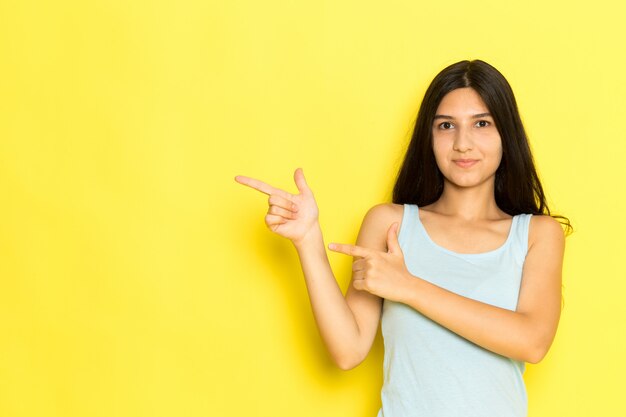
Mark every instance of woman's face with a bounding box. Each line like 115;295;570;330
431;87;502;190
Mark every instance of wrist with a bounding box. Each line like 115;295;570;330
397;272;421;305
292;222;323;252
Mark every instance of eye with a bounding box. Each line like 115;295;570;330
475;120;490;127
438;121;453;130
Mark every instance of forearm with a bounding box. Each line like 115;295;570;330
293;224;361;366
402;275;541;363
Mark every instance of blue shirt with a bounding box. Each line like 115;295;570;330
377;204;532;417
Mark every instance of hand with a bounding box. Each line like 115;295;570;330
234;168;320;245
328;222;413;302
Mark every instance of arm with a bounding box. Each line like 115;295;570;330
329;214;565;364
400;215;564;363
295;204;398;369
328;204;395;369
294;211;384;370
235;169;385;370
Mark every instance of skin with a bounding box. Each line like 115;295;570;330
234;87;565;370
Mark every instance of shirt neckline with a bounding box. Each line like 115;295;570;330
412;204;518;258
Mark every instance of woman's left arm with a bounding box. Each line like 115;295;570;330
402;215;565;363
329;215;566;364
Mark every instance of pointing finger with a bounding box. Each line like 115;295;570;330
328;243;371;258
235;175;294;200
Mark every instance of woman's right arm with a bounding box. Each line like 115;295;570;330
235;168;388;370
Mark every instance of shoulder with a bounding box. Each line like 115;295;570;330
528;214;565;252
355;203;404;251
363;203;404;231
362;203;404;229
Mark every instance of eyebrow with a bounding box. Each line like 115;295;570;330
433;112;492;120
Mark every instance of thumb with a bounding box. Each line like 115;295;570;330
386;222;402;254
294;167;310;193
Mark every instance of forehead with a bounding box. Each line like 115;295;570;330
436;87;490;116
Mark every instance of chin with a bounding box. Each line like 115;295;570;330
453;182;481;189
445;175;489;189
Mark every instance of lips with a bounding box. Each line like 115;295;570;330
453;159;479;168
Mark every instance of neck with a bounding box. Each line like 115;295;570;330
429;178;505;221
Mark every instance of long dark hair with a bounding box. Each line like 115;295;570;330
392;59;572;233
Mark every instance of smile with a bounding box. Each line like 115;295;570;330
453;159;479;168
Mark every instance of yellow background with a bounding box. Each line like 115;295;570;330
1;0;625;416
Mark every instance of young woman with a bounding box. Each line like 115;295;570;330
235;60;570;417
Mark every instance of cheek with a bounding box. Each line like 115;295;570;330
494;142;503;160
431;143;447;170
486;134;503;161
491;141;503;171
431;136;449;161
495;139;503;162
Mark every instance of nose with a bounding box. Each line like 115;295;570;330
452;125;473;152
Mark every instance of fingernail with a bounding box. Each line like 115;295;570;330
328;243;336;250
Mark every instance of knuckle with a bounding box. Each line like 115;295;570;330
264;214;276;226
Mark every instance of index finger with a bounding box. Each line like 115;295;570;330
328;243;371;258
234;175;294;200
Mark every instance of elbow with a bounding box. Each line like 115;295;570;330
334;353;364;371
525;339;552;364
525;348;546;364
523;318;558;364
336;360;358;371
